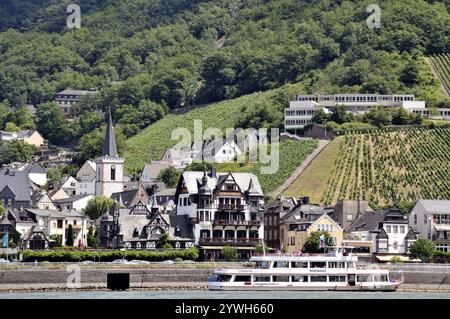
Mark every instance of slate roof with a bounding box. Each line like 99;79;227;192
169;214;194;240
0;169;33;202
141;161;170;181
417;200;450;214
180;171;264;196
25;163;46;174
117;209;151;241
345;211;387;233
155;188;176;197
24;208;87;219
279;204;334;224
265;197;297;218
53;194;93;204
103;111;119;157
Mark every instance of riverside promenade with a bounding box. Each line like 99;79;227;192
0;262;449;292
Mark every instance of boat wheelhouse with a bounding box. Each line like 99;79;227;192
208;247;403;291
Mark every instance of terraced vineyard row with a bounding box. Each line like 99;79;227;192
429;53;450;96
322;128;450;206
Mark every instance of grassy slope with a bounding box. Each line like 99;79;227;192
283;137;342;204
124;85;320;195
124;91;271;174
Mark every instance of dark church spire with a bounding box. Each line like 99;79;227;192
103;110;118;157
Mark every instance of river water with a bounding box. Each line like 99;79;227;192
0;290;449;299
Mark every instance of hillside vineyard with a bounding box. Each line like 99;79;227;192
322;128;450;205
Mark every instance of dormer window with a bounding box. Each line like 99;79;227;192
111;165;116;181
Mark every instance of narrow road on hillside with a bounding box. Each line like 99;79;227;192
270;139;330;198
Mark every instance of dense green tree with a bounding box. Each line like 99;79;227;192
363;107;393;127
74;124;126;165
4;122;19;132
302;231;334;253
66;224;74;247
0;140;36;164
409;239;436;262
157;166;181;188
400;60;420;86
330;105;353;125
392;108;411;125
87;226;98;248
312;109;330;124
35;102;72;145
46;168;62;189
221;246;238;262
84;196;115;220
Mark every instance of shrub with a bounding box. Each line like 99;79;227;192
221;246;238;262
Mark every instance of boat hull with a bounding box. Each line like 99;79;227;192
208;283;401;292
208;282;402;292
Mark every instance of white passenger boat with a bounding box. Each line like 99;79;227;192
208;247;403;291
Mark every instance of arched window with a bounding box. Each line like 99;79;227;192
111;165;116;181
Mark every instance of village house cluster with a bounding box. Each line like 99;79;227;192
1;102;449;262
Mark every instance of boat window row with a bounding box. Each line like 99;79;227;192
213;274;389;283
258;261;349;269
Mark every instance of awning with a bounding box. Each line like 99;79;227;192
434;224;450;232
375;255;421;262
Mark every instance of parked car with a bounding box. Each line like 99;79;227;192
81;260;95;264
129;260;150;264
0;259;10;264
112;259;129;264
162;260;175;264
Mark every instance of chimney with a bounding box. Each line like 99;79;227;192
302;197;310;205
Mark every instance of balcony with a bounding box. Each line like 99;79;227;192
213;220;261;227
216;204;247;211
199;237;262;246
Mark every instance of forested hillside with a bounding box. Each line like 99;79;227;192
0;0;449;159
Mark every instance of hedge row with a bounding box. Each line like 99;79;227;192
432;250;450;263
22;248;200;262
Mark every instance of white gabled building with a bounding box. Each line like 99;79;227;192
175;168;265;260
410;200;450;252
75;160;96;195
345;205;417;257
202;140;243;163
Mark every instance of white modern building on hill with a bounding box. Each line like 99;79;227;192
285;94;429;129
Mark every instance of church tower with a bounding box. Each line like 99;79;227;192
95;111;124;197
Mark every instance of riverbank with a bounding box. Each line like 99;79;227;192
1;282;450;293
1;264;449;293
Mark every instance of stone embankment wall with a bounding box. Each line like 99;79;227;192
1;267;450;291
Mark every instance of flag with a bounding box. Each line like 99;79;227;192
2;231;8;248
319;234;325;248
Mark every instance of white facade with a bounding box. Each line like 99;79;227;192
410;200;450;252
203;141;243;163
28;171;47;187
95;156;125;198
284;101;321;129
61;176;77;196
76;179;96;195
